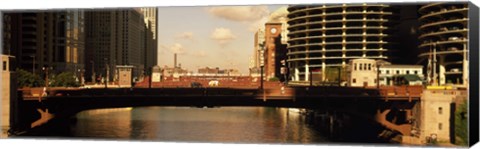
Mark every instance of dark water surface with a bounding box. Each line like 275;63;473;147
67;107;328;144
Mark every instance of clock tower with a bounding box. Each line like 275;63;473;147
264;22;283;80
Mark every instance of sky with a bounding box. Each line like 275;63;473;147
156;5;287;74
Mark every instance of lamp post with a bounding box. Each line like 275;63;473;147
433;42;437;86
149;67;152;88
309;68;313;87
376;64;381;89
42;67;50;87
90;60;95;83
104;58;108;88
77;68;81;84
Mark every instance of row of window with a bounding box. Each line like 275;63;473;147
382;69;419;75
353;62;375;71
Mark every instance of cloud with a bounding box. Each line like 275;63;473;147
175;32;194;40
207;6;270;32
192;50;208;57
269;7;288;22
207;6;269;22
160;43;187;55
210;27;236;46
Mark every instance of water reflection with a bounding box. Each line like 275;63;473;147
71;107;328;144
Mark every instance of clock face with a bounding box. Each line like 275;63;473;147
270;27;277;34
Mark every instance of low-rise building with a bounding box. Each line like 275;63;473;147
378;60;424;86
348;59;377;87
116;65;134;87
348;59;425;87
151;65;162;82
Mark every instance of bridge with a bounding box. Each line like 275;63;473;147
10;85;423;138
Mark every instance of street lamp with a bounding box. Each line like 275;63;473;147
309;68;313;87
90;60;95;83
149;67;152;88
77;68;81;83
376;63;381;89
42;66;50;87
104;58;108;88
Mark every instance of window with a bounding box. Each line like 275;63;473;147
396;70;400;74
353;78;356;83
414;71;418;74
359;64;363;70
354;63;357;70
406;70;410;74
386;70;390;74
439;107;442;114
368;64;371;70
2;61;6;71
439;123;442;130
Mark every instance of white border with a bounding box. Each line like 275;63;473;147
0;0;472;10
1;0;478;149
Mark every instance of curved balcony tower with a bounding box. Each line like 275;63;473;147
418;2;468;86
287;4;398;83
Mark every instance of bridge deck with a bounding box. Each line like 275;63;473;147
21;86;422;102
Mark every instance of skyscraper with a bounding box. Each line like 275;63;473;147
85;9;147;82
2;10;85;74
140;7;158;71
140;8;157;40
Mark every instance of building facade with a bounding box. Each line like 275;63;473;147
417;2;468;86
287;4;399;83
2;11;85;75
2;13;12;55
379;64;424;86
140;8;158;71
348;59;424;87
85;9;148;82
264;22;288;81
348;59;377;87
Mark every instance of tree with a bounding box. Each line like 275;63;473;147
51;72;80;87
455;99;468;146
16;68;44;88
268;77;279;82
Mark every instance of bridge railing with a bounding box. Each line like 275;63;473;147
378;86;423;97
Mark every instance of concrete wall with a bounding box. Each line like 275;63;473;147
1;55;10;138
419;90;456;143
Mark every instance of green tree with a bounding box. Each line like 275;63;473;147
51;72;80;87
16;69;44;88
455;99;468;146
268;77;279;82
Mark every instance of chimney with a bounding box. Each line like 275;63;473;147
174;53;177;68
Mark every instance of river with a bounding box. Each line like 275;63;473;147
57;107;330;144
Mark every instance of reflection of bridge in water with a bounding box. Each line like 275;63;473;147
14;86;423;139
